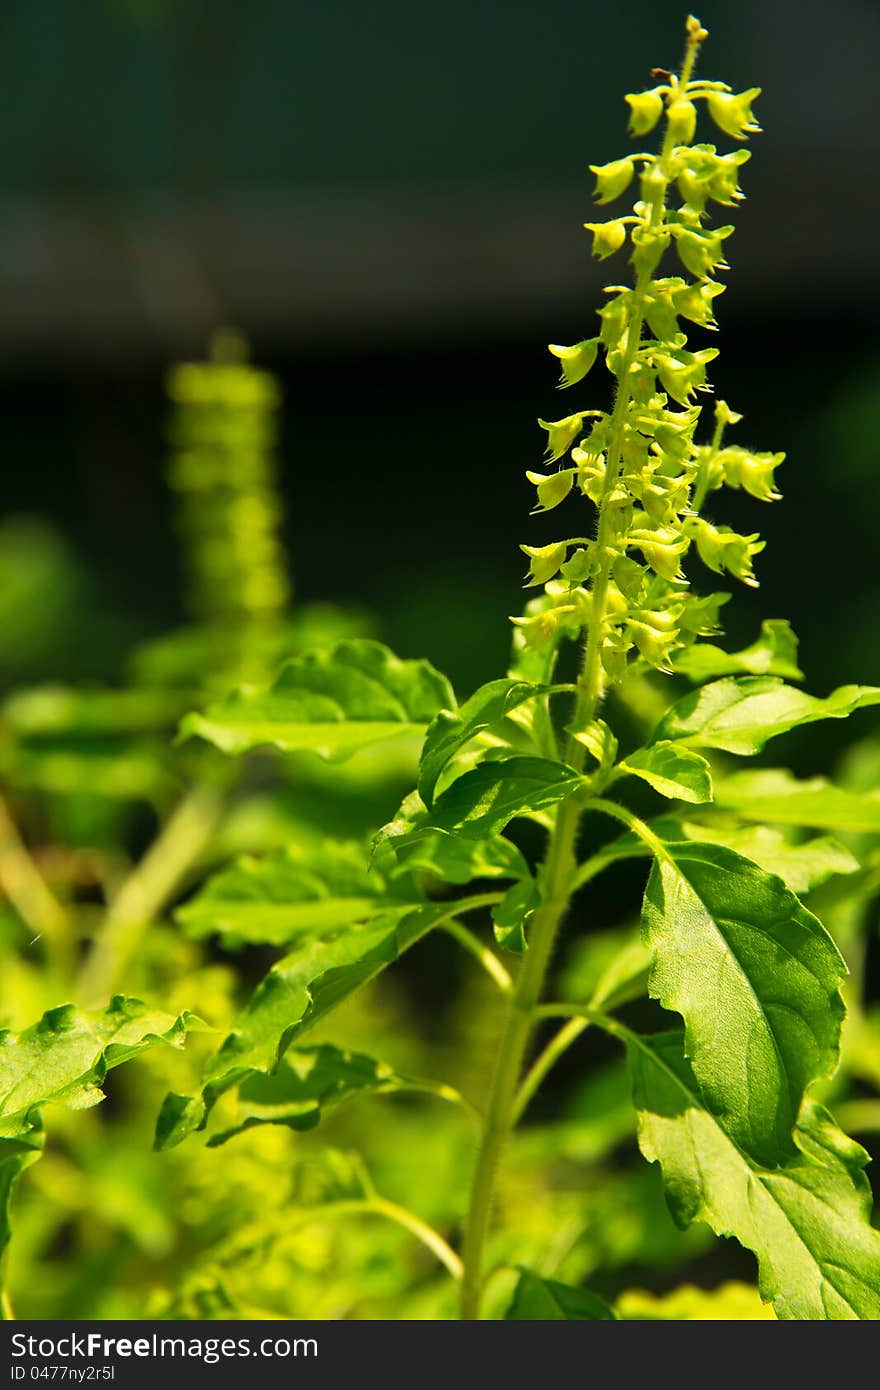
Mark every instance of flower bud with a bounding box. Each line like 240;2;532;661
510;608;561;647
707;149;750;204
630;225;670;278
526;468;575;512
627;617;678;670
674;226;733;278
629;526;690;581
612;555;646;600
590;157;635;205
672;278;725;326
601;636;630;682
598;293;630;348
538;414;584;462
571;447;605;503
706;88;761;140
717;447;784;503
548;338;599;388
560;547;595;583
655;346;719;404
676;590;730;635
521;541;568;587
624;88;665;136
714;399;743;429
584;219;628;260
644;287;680;341
688;517;764;586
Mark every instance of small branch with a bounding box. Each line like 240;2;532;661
441;919;512;992
370;1196;463;1280
75;781;225;1004
587;798;671;864
387;1077;483;1129
0;793;73;976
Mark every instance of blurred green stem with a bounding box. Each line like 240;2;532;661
0;793;73;977
76;781;225;1005
441;920;512;992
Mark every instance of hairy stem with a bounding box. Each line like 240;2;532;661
457;24;705;1319
75;782;225;1005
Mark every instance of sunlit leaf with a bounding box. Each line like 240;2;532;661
714;768;880;833
617;741;712;803
628;1030;880;1320
155;895;490;1150
0;998;195;1257
419;678;555;807
177;842;411;947
180;640;456;761
427;755;583;840
205;1043;411;1146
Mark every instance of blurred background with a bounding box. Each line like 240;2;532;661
1;0;879;721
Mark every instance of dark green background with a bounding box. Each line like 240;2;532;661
1;0;878;727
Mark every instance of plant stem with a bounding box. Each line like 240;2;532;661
458;796;581;1318
0;794;73;977
75;782;225;1005
456;24;706;1318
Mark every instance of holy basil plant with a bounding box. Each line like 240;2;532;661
147;16;880;1320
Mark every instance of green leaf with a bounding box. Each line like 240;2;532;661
616;741;713;803
627;1030;880;1320
652;677;880;756
419;678;554;808
491;876;541;954
714;768;880;833
0;997;195;1256
642;841;845;1163
505;1269;616;1320
179;639;456;761
205;1043;408;1146
177;842;409;947
428;755;583;840
673;620;802;683
155;895;488;1150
